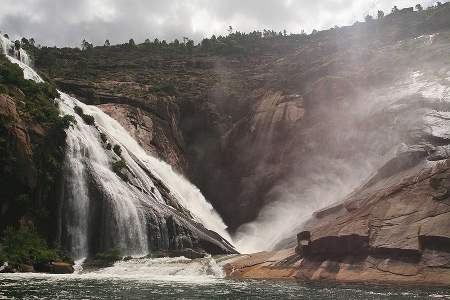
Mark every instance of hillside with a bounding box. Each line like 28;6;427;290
19;3;450;234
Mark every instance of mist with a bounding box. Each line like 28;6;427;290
231;68;442;253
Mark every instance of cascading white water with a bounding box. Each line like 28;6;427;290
1;36;234;259
82;103;232;243
58;93;150;257
0;37;32;68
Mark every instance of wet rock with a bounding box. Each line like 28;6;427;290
295;159;450;261
50;262;75;274
419;213;450;252
0;93;38;189
169;248;207;259
0;262;8;273
18;264;34;272
99;102;188;174
428;145;450;161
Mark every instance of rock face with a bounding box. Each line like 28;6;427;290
56;80;189;174
299;158;450;256
0;94;40;190
0;93;56;234
224;158;450;284
98;102;188;173
47;4;450;235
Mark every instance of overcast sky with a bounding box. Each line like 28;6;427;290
0;0;440;48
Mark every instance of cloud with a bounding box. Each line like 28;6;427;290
0;0;439;47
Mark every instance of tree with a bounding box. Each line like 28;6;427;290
38;49;57;76
186;39;194;55
391;6;399;13
81;39;93;50
129;38;135;46
21;37;29;45
104;39;111;46
364;15;374;22
14;40;21;50
415;4;423;11
227;25;233;35
377;10;385;19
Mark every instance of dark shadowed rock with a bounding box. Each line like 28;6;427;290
169;248;207;259
50;262;75;274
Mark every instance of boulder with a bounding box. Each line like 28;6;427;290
50;262;75;274
18;264;34;272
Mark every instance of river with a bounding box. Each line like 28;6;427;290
1;274;449;299
1;256;450;299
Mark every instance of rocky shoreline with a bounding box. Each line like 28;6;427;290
222;248;450;285
0;261;74;274
223;158;450;285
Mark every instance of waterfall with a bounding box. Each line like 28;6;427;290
1;36;235;259
0;37;32;66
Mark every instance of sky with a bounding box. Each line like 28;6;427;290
0;0;440;48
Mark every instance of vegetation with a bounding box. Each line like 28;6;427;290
0;55;60;124
74;105;95;125
0;54;76;242
14;2;447;111
92;247;122;262
0;223;73;265
113;144;122;156
100;132;108;143
112;158;129;182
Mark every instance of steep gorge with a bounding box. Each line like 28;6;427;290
35;3;450;238
1;4;450;274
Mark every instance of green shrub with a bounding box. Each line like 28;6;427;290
112;158;129;182
0;224;73;265
100;132;108;143
113;158;126;172
73;105;95;125
113;144;122;156
93;247;122;262
81;114;95;125
74;105;83;115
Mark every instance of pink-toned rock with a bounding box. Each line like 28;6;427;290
51;262;75;274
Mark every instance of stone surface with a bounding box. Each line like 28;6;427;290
98;102;188;173
0;93;39;189
224;159;450;284
224;247;450;284
50;262;75;274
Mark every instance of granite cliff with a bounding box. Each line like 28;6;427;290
32;4;450;236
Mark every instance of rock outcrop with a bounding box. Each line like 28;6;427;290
0;94;40;190
225;160;450;284
224;159;450;284
0;92;56;233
